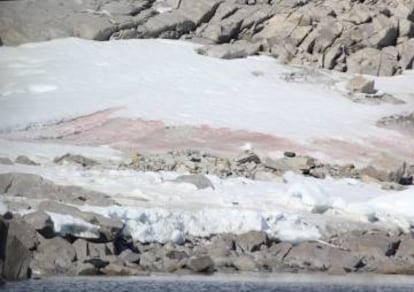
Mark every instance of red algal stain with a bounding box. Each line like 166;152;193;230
2;109;413;165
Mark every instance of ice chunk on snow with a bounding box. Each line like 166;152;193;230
47;212;100;239
0;201;7;216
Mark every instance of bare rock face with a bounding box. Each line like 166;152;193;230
346;48;399;76
1;0;414;75
32;237;76;276
2;217;38;281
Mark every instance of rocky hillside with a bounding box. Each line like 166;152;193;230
1;0;414;76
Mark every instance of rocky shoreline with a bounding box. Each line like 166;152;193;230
0;149;414;282
1;212;414;282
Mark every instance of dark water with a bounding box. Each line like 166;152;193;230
3;275;414;292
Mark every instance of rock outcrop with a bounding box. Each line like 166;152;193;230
1;0;414;75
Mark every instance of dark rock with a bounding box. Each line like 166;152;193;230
284;152;296;158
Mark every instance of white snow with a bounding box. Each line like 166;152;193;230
0;38;409;143
0;139;124;163
1;38;413;244
1;163;413;243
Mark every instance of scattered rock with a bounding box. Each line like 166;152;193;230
235;151;261;164
171;174;214;190
348;76;376;94
196;40;262;59
264;156;315;173
15;155;39;166
53;153;99;168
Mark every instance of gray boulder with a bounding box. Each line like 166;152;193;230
53;153;98;168
171;174;214;190
32;237;76;275
0;172;115;206
361;154;412;185
187;255;214;273
284;241;359;272
196;40;261;59
3;217;38;280
395;234;414;262
348;76;376;94
231;254;258;271
236;231;268;252
263;156;315;173
15;155;39;166
119;249;141;264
